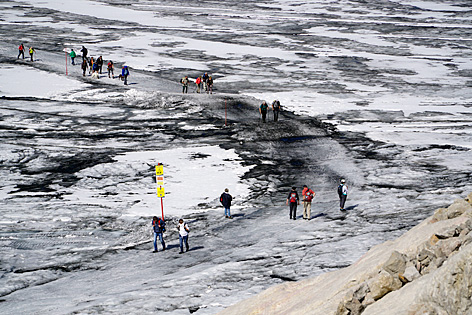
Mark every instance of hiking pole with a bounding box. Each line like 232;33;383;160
225;99;227;126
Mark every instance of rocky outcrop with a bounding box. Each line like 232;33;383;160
219;192;472;315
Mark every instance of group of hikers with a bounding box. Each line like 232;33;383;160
260;100;282;122
287;179;349;220
181;72;214;94
152;181;348;253
17;43;35;61
78;46;129;85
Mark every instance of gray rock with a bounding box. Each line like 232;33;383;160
446;199;472;219
368;270;403;300
403;265;421;282
436;238;462;258
382;251;407;276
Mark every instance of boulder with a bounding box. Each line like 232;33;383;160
446;199;472;219
402;265;421;282
382;251;407;276
436;238;462;258
368;270;403;300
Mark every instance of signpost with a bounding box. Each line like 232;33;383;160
63;48;69;75
155;163;165;220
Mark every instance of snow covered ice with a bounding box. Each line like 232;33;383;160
0;0;471;314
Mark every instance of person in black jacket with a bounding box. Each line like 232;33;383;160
220;188;233;219
286;187;300;220
152;216;166;252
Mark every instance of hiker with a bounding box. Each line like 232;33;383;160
181;76;189;93
88;57;94;74
70;49;76;65
220;188;233;219
92;60;99;74
259;101;269;123
207;76;213;94
272;100;281;122
202;72;209;91
107;60;114;78
177;219;190;254
196;76;202;93
17;43;25;59
29;47;35;62
122;65;129;85
96;56;103;74
286;187;300;220
302;185;315;220
338;179;348;211
152;216;166;252
81;59;88;76
81;46;88;61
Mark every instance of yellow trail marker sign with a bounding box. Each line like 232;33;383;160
155;164;165;197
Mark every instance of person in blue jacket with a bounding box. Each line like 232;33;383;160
122;65;129;85
220;188;233;219
152;216;166;252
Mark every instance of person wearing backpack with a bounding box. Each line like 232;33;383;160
80;46;88;61
259;101;269;123
302;185;315;220
338;179;348;211
272;100;281;122
122;65;129;85
69;49;76;65
181;76;189;93
177;219;190;254
152;216;166;252
107;61;114;78
286;187;300;220
81;59;88;76
220;188;233;219
17;43;25;59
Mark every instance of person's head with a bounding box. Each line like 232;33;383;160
71;48;74;51
153;216;158;221
263;101;266;104
303;185;307;188
341;179;346;184
179;219;184;224
225;188;229;192
292;186;296;191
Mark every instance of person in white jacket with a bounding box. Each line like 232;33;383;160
177;219;190;254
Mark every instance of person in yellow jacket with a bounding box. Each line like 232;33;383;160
29;47;35;62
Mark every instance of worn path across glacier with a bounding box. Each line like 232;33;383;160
1;72;468;314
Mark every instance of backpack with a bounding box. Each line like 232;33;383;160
159;219;166;232
305;190;314;202
290;192;297;203
338;185;343;197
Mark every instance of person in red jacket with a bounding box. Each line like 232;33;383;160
302;185;315;220
17;43;25;59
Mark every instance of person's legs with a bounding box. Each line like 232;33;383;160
274;110;279;122
340;195;347;210
306;202;311;219
184;235;189;251
262;111;267;123
290;202;297;219
303;201;308;219
153;232;158;251
158;233;166;250
226;207;231;217
179;235;183;253
124;75;128;85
